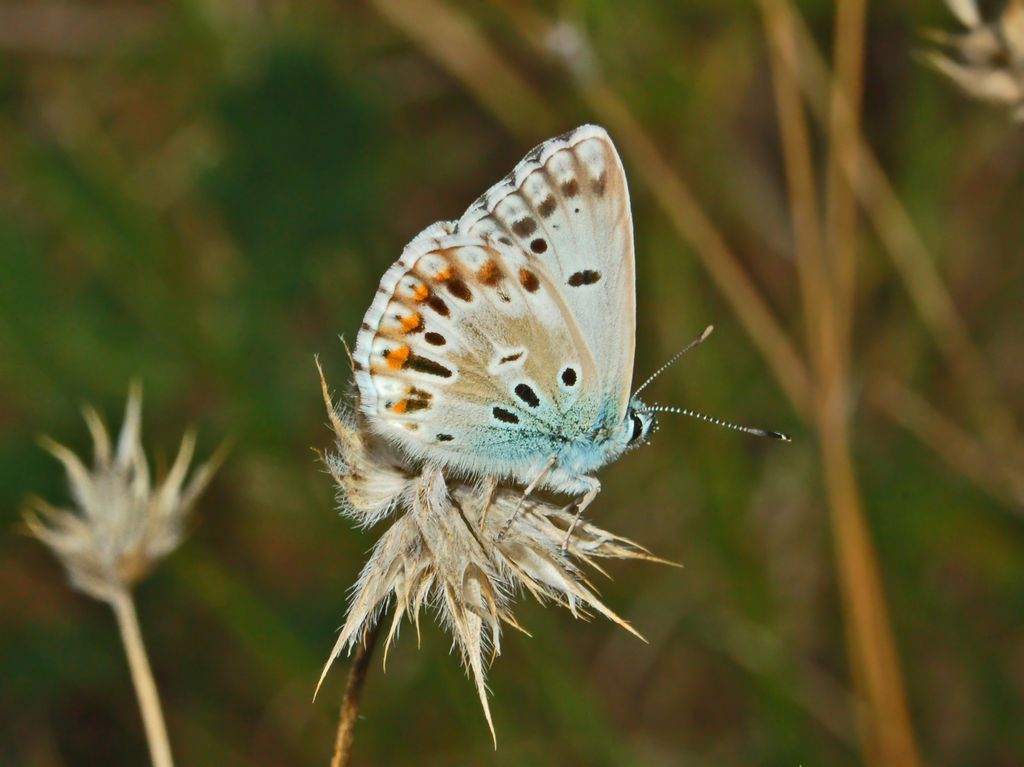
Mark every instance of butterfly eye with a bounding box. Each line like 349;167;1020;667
629;412;645;444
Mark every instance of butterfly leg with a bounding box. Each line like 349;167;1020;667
477;476;498;530
496;456;557;542
561;477;601;554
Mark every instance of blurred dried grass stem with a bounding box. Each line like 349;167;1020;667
24;384;224;767
759;2;922;763
316;362;663;747
868;375;1024;508
369;0;558;141
782;3;1024;477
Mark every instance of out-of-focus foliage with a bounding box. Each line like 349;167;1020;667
1;2;1022;766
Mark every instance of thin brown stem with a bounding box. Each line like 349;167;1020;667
759;0;829;366
330;619;384;767
759;3;923;763
818;403;921;767
368;0;557;142
868;375;1024;508
825;0;867;353
782;2;1023;469
110;589;174;767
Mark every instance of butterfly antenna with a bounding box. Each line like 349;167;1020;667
641;404;792;441
632;325;714;398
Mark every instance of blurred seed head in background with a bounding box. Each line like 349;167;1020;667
24;383;223;604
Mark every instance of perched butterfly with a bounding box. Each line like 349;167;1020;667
352;125;785;543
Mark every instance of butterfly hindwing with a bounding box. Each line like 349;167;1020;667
353;227;598;479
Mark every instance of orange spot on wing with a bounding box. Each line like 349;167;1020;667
519;268;540;293
478;260;501;286
412;283;430;301
391;399;408;414
400;314;421;332
386;346;410;369
434;267;452;281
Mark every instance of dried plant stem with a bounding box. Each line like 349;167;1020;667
824;0;867;350
818;385;922;766
331;619;384;767
781;2;1023;470
868;375;1024;508
110;589;174;767
368;0;557;142
760;2;922;764
760;0;827;355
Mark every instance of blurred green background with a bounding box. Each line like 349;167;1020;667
2;1;1022;765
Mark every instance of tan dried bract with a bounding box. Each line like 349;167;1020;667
925;0;1024;121
25;383;223;603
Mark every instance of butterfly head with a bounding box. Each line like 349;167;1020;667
624;399;655;450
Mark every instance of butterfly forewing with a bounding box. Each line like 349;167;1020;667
459;125;636;422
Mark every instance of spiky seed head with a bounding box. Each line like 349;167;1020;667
316;363;669;745
24;383;224;603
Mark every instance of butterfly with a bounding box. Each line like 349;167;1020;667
351;125;652;540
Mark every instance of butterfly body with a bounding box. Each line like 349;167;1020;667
353;125;651;505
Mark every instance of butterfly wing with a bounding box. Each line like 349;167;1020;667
352;126;635;483
352;223;598;480
458;125;636;421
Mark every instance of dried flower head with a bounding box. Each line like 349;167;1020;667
925;0;1024;121
315;362;667;742
25;383;223;603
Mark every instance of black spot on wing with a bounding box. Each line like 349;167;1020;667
426;295;450;316
530;238;548;254
406;353;452;378
512;217;537;237
514;383;540;408
567;270;601;287
436;433;454;442
424;332;446;346
447;277;473;302
561;367;577;386
492;406;520;424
